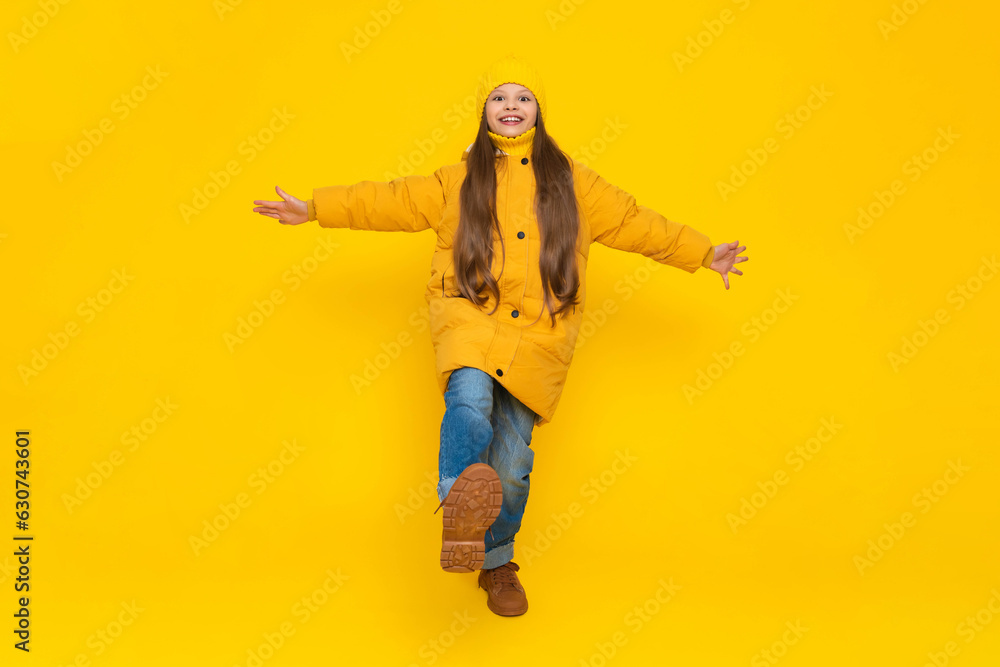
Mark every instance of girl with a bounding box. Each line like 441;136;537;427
252;54;748;618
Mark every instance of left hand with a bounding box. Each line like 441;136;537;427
709;240;748;290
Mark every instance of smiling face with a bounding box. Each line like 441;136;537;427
484;82;538;137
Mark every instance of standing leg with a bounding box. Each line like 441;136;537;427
482;383;537;569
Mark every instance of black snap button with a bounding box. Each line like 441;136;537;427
496;368;503;376
512;310;519;318
521;157;529;165
517;231;525;239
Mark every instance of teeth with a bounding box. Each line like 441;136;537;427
500;117;522;122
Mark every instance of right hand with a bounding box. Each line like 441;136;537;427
253;186;309;225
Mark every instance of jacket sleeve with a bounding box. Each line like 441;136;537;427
305;168;447;233
578;163;715;273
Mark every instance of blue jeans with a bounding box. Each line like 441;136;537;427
437;366;537;570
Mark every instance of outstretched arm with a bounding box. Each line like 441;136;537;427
579;164;713;272
253;169;448;233
577;162;747;287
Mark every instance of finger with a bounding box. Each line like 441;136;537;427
258;212;281;220
732;268;743;276
731;240;739;248
723;273;730;289
253;207;282;215
253;200;282;206
736;256;748;263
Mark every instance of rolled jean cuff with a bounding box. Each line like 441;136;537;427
483;541;513;570
437;476;458;503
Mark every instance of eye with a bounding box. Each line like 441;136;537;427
520;96;530;102
492;95;503;101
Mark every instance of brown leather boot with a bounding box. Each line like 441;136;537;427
478;561;528;616
437;463;503;572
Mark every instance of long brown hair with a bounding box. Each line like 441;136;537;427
454;109;581;328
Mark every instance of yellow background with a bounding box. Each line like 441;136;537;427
3;0;999;664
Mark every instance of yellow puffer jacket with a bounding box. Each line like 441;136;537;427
306;144;715;427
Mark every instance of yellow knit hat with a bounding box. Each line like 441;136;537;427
474;53;547;124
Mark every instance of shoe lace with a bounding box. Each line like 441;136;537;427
488;562;522;592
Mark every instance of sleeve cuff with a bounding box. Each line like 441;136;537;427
701;244;715;269
306;198;316;222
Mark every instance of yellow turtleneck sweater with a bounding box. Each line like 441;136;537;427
488;125;535;156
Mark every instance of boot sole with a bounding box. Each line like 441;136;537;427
440;463;503;573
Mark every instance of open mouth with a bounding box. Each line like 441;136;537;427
498;115;523;126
